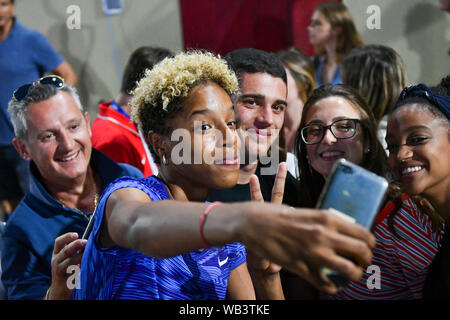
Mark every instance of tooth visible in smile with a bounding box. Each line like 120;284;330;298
402;166;423;175
60;152;78;162
322;152;343;157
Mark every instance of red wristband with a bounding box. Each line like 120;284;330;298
199;201;221;249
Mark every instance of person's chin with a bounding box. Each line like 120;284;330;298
211;171;239;189
401;172;429;194
56;161;89;180
313;162;333;179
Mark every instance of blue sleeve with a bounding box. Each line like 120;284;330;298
30;31;64;73
228;242;247;271
1;236;49;300
90;176;157;249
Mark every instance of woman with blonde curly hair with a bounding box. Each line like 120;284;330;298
73;51;376;300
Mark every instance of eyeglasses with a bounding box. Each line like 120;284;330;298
301;118;360;145
13;75;64;102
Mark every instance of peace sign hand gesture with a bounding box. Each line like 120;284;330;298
246;162;288;274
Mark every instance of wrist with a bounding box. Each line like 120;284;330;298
228;202;253;244
48;281;73;300
199;202;221;248
201;203;247;246
233;202;259;244
248;268;281;281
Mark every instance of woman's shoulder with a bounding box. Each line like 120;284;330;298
100;176;170;206
375;194;443;248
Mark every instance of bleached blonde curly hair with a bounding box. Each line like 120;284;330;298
131;50;239;136
130;50;239;164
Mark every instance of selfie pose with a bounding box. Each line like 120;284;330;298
326;79;449;299
73;51;375;300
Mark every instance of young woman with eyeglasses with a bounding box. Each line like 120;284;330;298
276;84;389;299
307;2;363;87
294;84;442;299
295;84;391;209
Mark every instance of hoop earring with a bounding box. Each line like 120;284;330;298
162;154;168;165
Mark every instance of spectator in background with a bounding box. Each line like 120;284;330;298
0;0;78;216
1;77;142;300
308;1;363;86
276;47;316;178
341;44;407;151
439;0;450;12
91;46;174;177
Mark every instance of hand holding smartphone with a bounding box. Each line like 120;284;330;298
316;159;388;287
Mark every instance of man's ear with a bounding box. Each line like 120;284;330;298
12;138;31;161
84;111;91;137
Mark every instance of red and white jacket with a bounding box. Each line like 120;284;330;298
91;101;157;177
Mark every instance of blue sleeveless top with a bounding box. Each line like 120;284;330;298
73;176;246;300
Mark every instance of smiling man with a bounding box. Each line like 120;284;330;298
0;0;78;216
1;77;142;300
206;49;302;299
207;48;299;204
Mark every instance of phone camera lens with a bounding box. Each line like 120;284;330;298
342;166;353;174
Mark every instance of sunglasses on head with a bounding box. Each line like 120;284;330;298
13;75;64;102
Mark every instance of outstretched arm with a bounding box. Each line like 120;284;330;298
102;186;375;295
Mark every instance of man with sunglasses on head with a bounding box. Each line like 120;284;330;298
0;0;78;218
0;77;142;300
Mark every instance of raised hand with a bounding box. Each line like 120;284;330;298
47;232;87;300
247;162;288;274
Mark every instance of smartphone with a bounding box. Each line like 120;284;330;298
82;208;97;240
316;159;388;287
